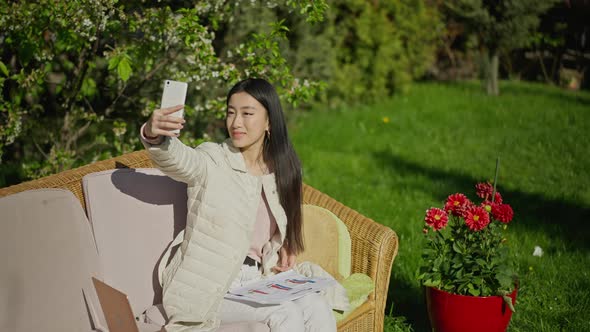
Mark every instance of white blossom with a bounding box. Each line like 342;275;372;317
82;18;93;28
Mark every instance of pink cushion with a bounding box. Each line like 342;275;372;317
0;189;105;331
83;168;187;317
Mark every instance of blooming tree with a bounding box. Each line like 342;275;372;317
0;0;327;182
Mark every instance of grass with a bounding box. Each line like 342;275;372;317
289;80;590;331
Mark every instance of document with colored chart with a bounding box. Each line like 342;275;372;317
224;270;337;304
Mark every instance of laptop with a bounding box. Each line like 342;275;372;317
92;277;140;332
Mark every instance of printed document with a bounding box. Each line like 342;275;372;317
224;270;337;304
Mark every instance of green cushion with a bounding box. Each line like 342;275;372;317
299;205;372;321
300;205;351;279
334;273;375;322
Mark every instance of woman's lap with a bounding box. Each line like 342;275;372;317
220;265;336;332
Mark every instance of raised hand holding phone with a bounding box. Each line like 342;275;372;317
160;80;187;134
144;105;186;138
144;80;188;139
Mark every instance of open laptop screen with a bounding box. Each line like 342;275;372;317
92;277;140;332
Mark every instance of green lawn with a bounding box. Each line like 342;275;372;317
290;81;590;331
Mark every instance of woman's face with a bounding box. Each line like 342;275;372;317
226;92;269;150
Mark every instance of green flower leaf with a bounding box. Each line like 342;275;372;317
503;295;516;313
452;242;463;254
468;288;480;296
423;279;441;287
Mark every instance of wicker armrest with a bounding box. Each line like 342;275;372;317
302;183;399;331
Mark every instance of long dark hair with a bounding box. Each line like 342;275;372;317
226;78;304;255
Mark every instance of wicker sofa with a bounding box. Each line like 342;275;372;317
0;150;398;332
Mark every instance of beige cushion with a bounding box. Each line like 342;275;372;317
83;168;188;317
298;205;351;280
0;189;105;331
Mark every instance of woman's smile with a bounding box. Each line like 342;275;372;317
231;131;246;139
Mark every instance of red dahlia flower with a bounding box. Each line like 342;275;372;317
475;182;503;204
492;203;514;224
480;200;494;213
475;182;493;199
425;208;448;231
465;206;490;231
493;191;503;204
460;200;476;218
444;193;471;217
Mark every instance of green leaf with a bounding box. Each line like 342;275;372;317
452;242;462;254
496;273;514;289
108;56;120;71
503;295;516;313
456;268;463;278
0;61;8;77
468;288;480;296
18;41;36;65
423;279;440;287
81;77;97;97
475;258;486;267
117;57;132;82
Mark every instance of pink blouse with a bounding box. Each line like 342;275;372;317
247;189;278;263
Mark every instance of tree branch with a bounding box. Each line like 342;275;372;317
65;120;92;152
32;139;49;160
61;23;103;149
103;54;175;117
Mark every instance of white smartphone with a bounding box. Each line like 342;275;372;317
160;80;188;134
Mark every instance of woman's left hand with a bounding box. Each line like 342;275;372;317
274;246;296;272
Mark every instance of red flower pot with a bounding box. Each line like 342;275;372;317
426;286;518;332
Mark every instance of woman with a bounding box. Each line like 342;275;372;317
141;78;337;331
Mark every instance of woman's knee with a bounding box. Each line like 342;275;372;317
298;293;333;315
295;293;337;332
267;301;305;331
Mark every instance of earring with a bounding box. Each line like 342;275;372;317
265;130;271;141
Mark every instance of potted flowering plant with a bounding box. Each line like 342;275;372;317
418;181;518;332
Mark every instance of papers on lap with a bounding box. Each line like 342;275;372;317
224;270;337;305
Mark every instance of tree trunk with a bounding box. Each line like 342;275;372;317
484;51;500;95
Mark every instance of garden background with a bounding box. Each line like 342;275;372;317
1;1;589;331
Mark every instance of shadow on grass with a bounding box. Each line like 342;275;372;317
386;276;431;332
502;83;590;106
376;149;590;329
373;150;590;251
